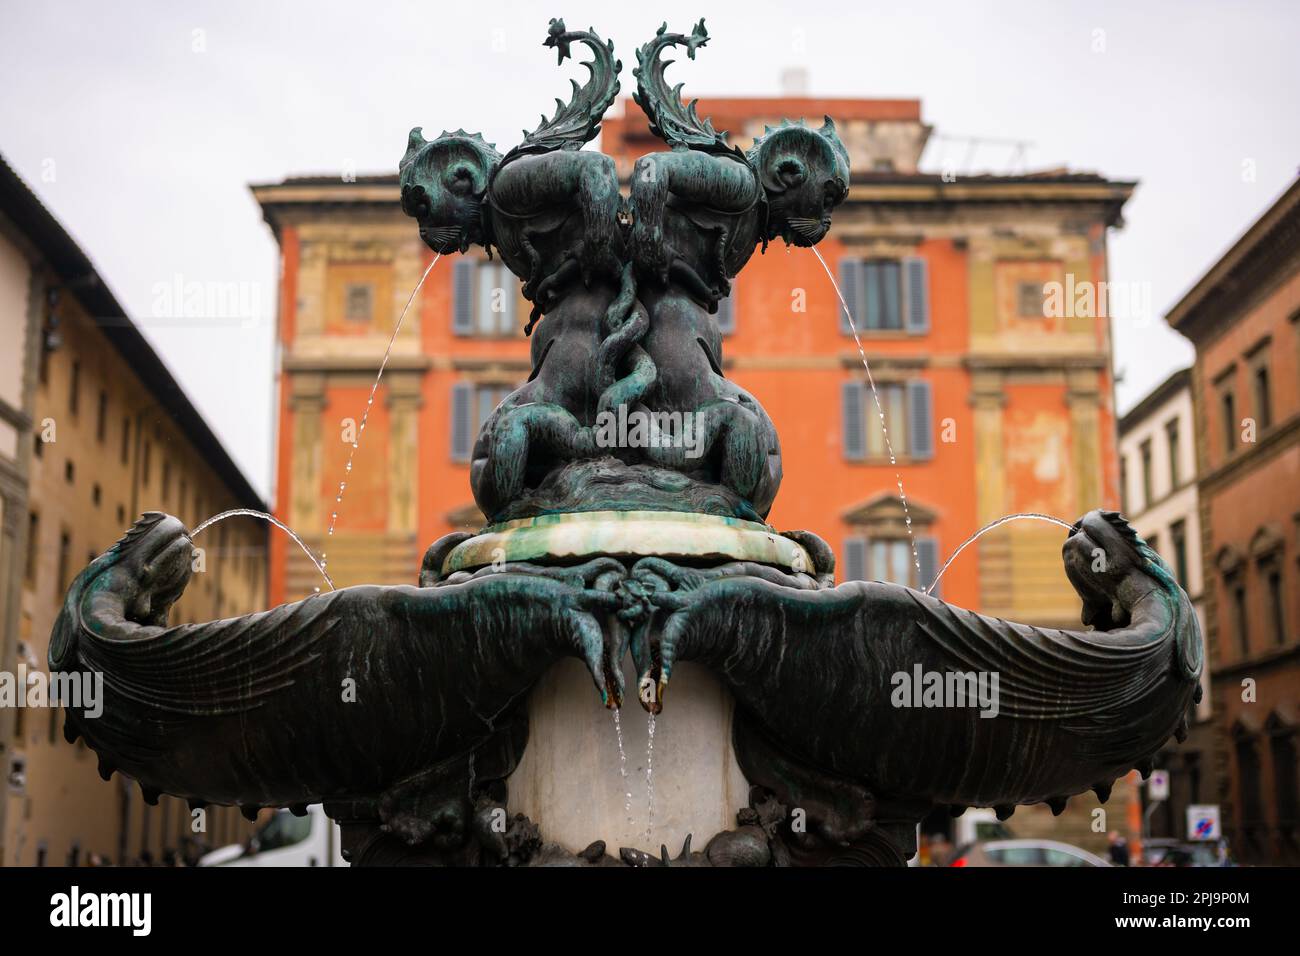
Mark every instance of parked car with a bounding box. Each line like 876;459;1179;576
198;804;344;867
949;839;1111;867
1142;838;1234;867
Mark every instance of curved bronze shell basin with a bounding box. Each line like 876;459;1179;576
47;19;1200;866
440;511;814;575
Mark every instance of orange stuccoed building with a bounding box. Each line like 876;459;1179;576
253;96;1133;636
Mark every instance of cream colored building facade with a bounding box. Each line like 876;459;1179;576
1118;366;1212;842
1;155;266;866
1118;367;1205;621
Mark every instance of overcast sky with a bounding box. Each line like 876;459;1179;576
2;0;1296;501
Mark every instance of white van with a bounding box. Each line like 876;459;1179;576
952;807;1012;846
198;804;345;867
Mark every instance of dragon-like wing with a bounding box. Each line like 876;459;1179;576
632;19;740;157
50;514;615;811
645;512;1201;817
502;19;621;163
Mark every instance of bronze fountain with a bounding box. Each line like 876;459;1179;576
50;19;1201;866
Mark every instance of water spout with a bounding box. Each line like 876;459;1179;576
924;512;1074;595
191;508;336;591
644;712;656;843
810;247;921;580
612;708;632;825
327;254;440;540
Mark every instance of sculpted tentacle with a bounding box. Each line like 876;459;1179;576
595;263;656;415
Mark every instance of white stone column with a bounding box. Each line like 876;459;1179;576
507;658;751;855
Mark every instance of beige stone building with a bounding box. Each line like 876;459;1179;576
0;155;266;865
1118;367;1213;842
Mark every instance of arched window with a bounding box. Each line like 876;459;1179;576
1266;711;1299;859
1233;720;1264;858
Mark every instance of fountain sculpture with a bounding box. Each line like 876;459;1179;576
49;19;1201;866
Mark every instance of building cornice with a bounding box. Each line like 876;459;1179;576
1166;177;1300;342
283;354;431;374
1119;366;1192;436
963;353;1109;371
250;174;1137;227
0;152;264;510
1198;412;1300;494
1211;640;1300;680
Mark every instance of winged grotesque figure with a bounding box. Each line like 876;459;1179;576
49;20;1200;866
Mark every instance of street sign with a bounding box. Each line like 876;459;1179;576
1148;769;1170;801
1186;804;1221;841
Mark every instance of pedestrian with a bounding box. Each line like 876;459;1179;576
1107;831;1129;866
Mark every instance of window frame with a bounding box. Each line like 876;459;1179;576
842;377;933;463
1170;519;1188;586
343;282;375;324
1139;438;1154;508
837;255;929;335
1164;416;1181;488
452;259;518;339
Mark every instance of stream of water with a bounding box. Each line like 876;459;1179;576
645;712;656;844
612;708;632;824
191;254;441;594
186;244;1082;846
925;511;1074;595
809;247;922;582
325;254;440;543
191;508;336;591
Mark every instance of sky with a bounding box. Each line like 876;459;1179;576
1;0;1296;502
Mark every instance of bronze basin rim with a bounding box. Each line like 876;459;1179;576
442;509;813;574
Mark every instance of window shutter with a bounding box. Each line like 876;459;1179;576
881;260;901;330
477;386;499;434
838;257;858;333
842;380;866;461
917;536;940;597
843;536;868;582
476;261;497;336
907;379;933;460
716;287;736;335
452;260;475;336
863;261;881;330
903;256;930;334
489;263;515;335
450;382;474;462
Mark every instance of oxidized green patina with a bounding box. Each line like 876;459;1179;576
48;18;1201;867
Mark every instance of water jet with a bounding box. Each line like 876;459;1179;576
49;18;1200;866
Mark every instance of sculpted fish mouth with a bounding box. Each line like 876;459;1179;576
787;217;828;245
419;224;463;250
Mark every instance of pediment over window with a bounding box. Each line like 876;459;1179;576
1215;544;1245;577
1231;711;1263;739
1249;524;1285;561
1265;705;1299;735
843;493;938;533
